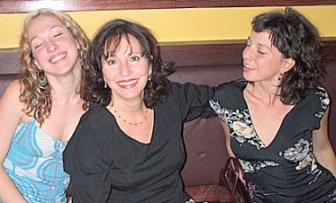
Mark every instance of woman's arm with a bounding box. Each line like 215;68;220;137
313;107;336;176
0;81;28;202
63;116;112;203
174;83;215;122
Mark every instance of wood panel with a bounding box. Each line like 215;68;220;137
0;0;336;13
1;40;335;75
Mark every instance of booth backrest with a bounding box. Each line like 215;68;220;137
168;65;242;187
0;43;335;202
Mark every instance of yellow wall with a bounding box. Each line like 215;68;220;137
0;5;335;48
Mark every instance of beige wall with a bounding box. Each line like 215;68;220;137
0;5;335;48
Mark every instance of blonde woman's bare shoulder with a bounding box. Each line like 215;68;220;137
0;79;23;107
1;79;21;98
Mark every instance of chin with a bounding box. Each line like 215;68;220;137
242;73;251;81
242;74;256;83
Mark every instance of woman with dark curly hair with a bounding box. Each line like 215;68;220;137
0;8;90;202
210;7;336;202
63;18;214;202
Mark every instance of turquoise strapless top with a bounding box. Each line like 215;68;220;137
3;119;70;202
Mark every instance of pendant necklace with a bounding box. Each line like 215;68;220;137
110;104;148;126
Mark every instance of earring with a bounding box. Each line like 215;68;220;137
278;73;283;81
38;70;48;89
78;49;84;67
104;81;108;88
148;74;152;81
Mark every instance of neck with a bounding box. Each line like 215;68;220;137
49;79;81;105
110;102;148;126
247;82;281;106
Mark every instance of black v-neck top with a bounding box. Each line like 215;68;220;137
210;79;336;203
63;82;214;203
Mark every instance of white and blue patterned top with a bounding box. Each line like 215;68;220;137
3;119;69;203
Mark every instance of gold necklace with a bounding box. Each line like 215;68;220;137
110;105;148;126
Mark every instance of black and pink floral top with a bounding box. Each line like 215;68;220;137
210;79;336;203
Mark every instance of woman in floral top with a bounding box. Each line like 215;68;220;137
210;7;336;203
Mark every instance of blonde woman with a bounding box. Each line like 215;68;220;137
0;9;89;202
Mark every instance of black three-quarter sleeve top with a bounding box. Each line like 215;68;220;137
63;82;215;203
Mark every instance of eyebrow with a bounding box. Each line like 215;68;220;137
253;40;272;52
247;35;272;50
29;24;65;45
104;46;143;57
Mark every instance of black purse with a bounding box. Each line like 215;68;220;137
219;157;251;203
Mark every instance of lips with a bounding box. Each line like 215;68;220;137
117;78;138;89
243;63;255;71
49;52;66;64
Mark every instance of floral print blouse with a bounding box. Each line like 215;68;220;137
210;80;336;203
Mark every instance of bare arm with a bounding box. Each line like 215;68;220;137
0;81;28;202
313;107;336;176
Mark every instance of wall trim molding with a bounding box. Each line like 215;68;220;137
1;0;336;13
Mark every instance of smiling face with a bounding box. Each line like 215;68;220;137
102;35;151;104
27;14;80;77
242;30;294;84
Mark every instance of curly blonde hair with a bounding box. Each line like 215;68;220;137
19;8;90;125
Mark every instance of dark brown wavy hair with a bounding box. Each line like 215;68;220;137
252;7;326;105
19;8;90;124
82;18;174;108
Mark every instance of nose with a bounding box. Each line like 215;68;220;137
242;46;253;61
46;40;58;52
119;61;132;76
